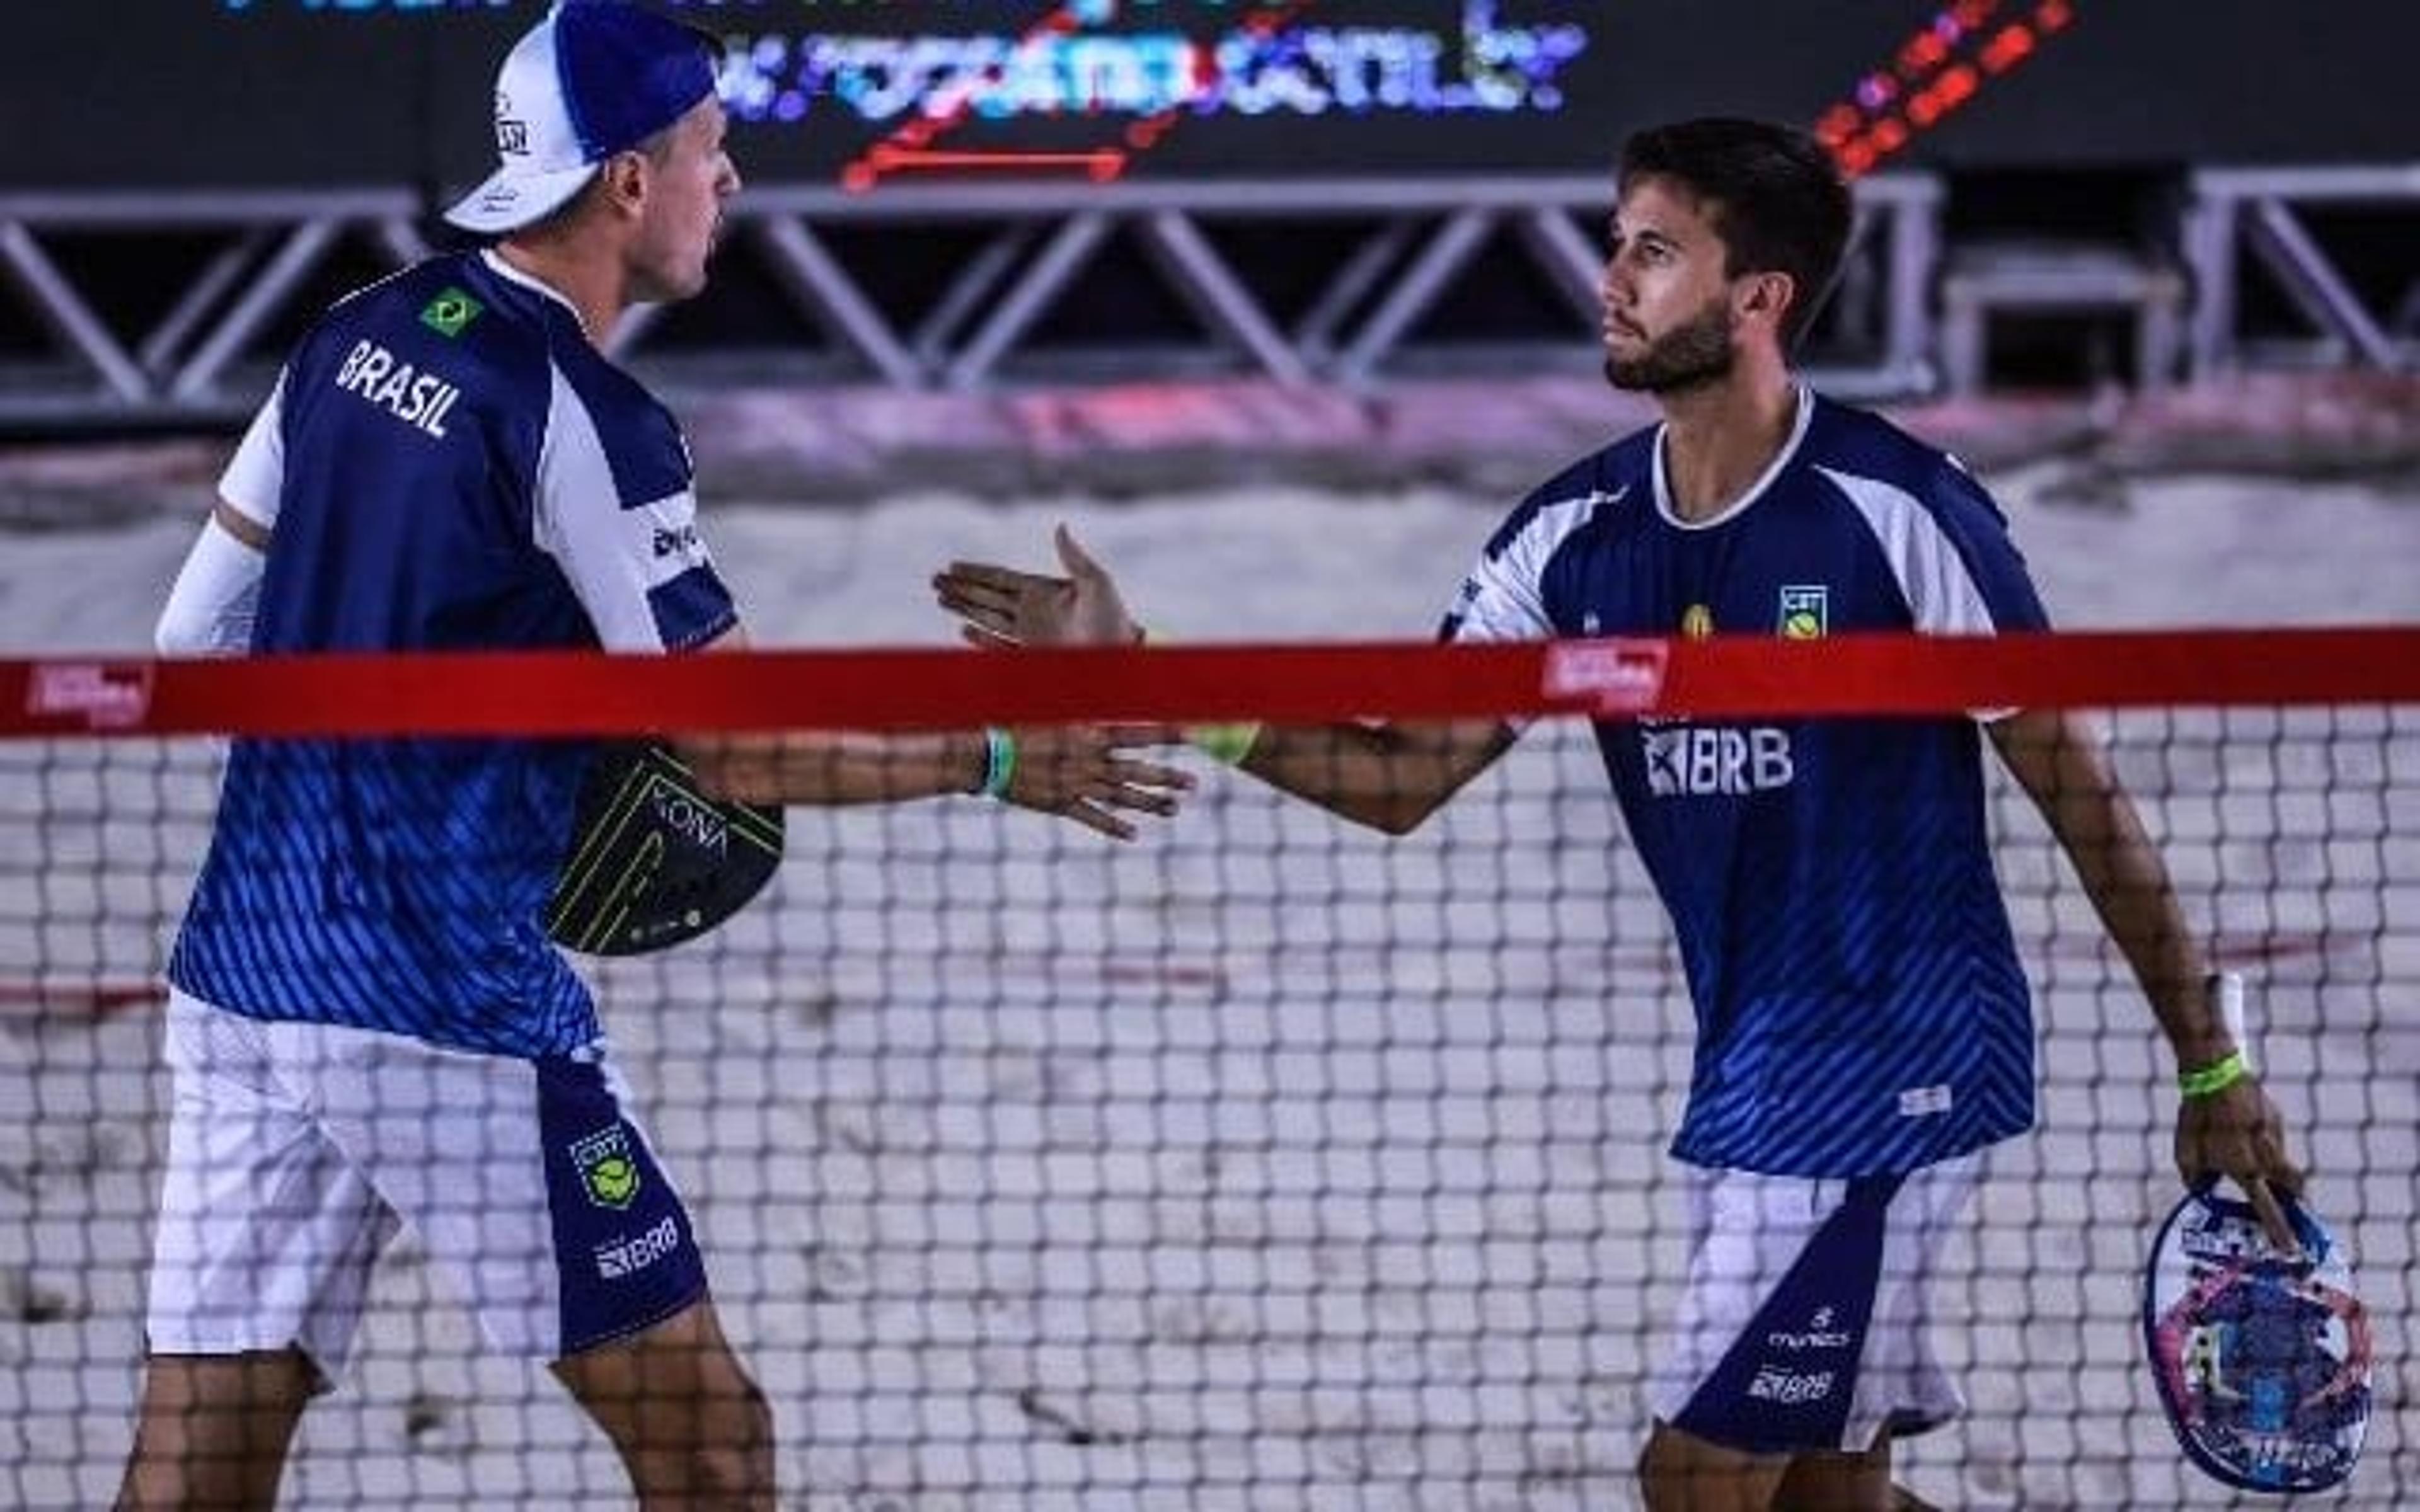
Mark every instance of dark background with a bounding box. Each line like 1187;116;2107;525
5;2;2414;193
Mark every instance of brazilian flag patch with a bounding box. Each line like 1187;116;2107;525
420;287;485;338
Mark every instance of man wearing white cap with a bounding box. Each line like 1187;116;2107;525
130;4;1187;1507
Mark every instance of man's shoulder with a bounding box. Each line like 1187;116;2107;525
1518;425;1656;521
318;253;514;336
294;253;555;395
1479;433;1651;564
1801;392;1968;500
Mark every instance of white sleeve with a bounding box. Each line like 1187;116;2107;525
156;514;267;656
1440;491;1610;644
216;372;287;534
531;365;735;652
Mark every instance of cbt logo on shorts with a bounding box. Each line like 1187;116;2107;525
569;1125;643;1210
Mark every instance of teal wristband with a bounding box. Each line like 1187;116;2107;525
2178;1050;2249;1100
979;727;1017;799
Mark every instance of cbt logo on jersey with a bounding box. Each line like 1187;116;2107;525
569;1125;643;1210
1777;585;1829;639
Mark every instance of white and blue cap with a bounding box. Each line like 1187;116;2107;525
445;1;720;235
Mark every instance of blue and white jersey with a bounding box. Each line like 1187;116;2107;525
1443;388;2050;1177
168;250;736;1059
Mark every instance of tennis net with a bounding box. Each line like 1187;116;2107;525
1;629;2412;1509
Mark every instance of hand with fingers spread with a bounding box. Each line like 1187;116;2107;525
2176;1074;2307;1253
995;721;1192;840
935;524;1142;649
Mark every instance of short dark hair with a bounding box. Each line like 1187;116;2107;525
1618;118;1853;346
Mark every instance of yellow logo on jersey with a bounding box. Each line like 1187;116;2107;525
1681;604;1714;639
1778;585;1829;639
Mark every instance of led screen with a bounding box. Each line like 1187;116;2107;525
3;3;2411;191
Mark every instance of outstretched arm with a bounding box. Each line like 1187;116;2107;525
672;627;1191;842
1990;707;2305;1244
1224;718;1516;836
935;525;1515;834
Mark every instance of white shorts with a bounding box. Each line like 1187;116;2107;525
146;991;707;1385
1647;1154;1980;1455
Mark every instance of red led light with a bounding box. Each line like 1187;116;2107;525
1818;1;2081;176
1980;24;2038;73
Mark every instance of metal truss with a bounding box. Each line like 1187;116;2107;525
2182;165;2420;378
0;191;430;430
0;176;1940;431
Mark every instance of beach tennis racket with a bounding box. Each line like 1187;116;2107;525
544;740;783;956
2143;1181;2371;1494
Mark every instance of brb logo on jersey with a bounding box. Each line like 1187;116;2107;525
1642;718;1795;797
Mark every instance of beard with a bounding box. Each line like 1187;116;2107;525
1603;298;1736;394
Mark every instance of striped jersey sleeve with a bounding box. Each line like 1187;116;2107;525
533;364;733;652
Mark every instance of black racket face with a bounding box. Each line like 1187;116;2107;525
545;742;783;957
2143;1188;2371;1494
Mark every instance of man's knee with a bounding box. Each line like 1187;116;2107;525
556;1298;777;1505
118;1351;317;1511
637;1368;773;1508
691;1373;775;1494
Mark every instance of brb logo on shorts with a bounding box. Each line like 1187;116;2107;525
570;1125;643;1210
596;1216;683;1281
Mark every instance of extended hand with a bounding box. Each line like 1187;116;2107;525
1001;721;1191;840
2175;1074;2307;1252
935;525;1142;649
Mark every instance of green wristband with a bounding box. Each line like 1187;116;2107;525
2178;1050;2249;1100
978;727;1017;799
1137;626;1261;766
1189;721;1264;767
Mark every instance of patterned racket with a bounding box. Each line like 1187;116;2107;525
545;741;783;956
2143;1182;2370;1494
